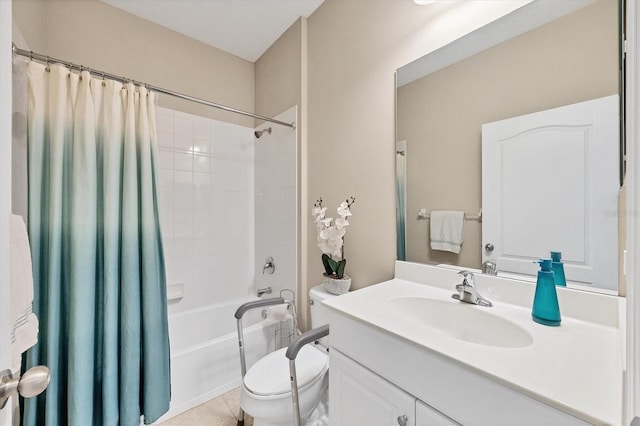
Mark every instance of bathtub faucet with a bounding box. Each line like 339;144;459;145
262;256;275;274
257;287;272;297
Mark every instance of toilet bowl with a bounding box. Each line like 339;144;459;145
240;344;328;425
239;285;336;426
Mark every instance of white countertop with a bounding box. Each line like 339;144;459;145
323;263;624;425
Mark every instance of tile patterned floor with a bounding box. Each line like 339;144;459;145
159;387;253;426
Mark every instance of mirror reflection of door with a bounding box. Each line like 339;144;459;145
482;95;619;290
395;0;620;292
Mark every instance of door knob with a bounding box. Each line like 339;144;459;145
397;414;408;426
0;366;50;409
484;243;495;252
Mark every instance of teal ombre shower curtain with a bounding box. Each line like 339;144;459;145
395;144;407;261
23;61;170;426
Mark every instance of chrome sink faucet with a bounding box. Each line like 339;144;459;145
481;260;497;276
452;270;493;307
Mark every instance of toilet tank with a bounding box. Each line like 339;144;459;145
309;284;338;348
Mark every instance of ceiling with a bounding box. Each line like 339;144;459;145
99;0;325;62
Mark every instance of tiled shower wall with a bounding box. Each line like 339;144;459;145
155;107;255;314
253;106;298;303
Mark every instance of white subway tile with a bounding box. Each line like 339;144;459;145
158;150;173;169
192;206;212;224
194;155;211;173
174;134;194;153
159;169;173;187
155;110;173;134
174;116;194;138
158;187;174;220
193;138;213;156
193;189;214;207
192;221;213;240
174;152;194;171
173;222;193;240
210;139;227;159
173;204;193;224
173;188;194;207
174;170;193;186
193;116;211;140
157;131;173;149
194;172;211;188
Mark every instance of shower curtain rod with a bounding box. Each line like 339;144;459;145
12;44;296;130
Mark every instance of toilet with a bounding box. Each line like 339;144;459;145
239;285;336;426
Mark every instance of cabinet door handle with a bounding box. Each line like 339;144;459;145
397;414;408;426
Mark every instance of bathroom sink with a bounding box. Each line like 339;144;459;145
387;296;533;348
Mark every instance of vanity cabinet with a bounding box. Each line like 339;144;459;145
327;309;590;426
330;348;459;426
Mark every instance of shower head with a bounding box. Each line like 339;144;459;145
254;127;272;139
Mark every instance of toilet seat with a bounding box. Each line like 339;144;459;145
244;345;329;397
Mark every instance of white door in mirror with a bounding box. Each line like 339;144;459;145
482;95;619;290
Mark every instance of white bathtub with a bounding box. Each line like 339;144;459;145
158;297;281;422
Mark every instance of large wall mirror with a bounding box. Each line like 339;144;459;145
396;0;623;294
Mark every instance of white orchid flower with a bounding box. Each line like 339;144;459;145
312;206;327;218
318;241;332;254
328;227;346;240
335;217;349;228
337;202;352;217
323;238;341;257
314;197;353;265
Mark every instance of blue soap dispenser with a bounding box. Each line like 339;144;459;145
532;259;561;326
550;251;566;286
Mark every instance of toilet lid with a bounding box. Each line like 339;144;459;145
244;345;329;396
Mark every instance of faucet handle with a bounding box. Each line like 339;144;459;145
457;270;474;286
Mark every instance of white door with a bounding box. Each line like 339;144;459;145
482;95;619;290
0;0;14;423
330;349;416;426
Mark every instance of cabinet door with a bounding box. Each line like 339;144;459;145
416;400;460;426
330;349;415;426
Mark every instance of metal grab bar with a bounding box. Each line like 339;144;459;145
287;325;330;426
285;325;329;360
234;297;298;426
234;297;284;319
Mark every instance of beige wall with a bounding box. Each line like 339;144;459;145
255;18;303;125
12;0;255;127
398;0;618;268
305;0;529;292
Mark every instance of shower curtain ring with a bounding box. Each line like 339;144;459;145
29;51;33;61
45;56;50;72
101;72;106;87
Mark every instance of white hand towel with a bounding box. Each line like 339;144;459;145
430;211;465;254
10;214;39;372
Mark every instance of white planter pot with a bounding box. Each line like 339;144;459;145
324;275;352;295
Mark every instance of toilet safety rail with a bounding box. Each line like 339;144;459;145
234;297;299;426
286;325;330;426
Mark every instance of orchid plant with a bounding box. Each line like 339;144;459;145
312;197;356;279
